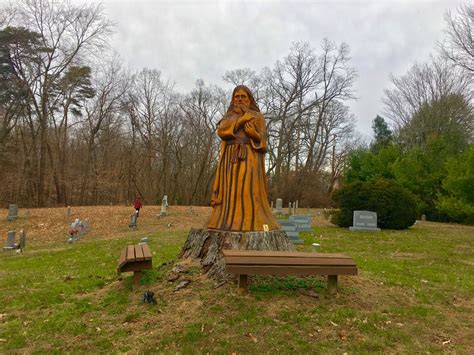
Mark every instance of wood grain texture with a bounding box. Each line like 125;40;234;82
207;86;279;232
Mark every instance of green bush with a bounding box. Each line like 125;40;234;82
331;180;417;229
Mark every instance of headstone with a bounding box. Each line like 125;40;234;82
7;204;18;221
275;198;283;215
289;215;313;232
349;210;381;231
66;206;71;218
160;196;168;216
421;214;426;222
271;201;273;210
277;220;303;244
295;200;298;210
139;236;148;244
68;219;89;243
288;202;293;215
129;212;138;230
3;231;16;251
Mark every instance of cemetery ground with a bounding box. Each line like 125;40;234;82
0;206;473;353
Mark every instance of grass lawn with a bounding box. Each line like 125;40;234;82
0;206;473;353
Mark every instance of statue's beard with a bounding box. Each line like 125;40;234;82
233;104;248;114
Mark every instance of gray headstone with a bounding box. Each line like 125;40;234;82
421;214;426;222
66;206;71;218
276;198;283;215
129;212;138;230
271;201;273;210
160;195;168;216
7;204;18;221
295;200;298;210
289;215;313;232
277;220;303;244
349;210;381;231
4;230;16;250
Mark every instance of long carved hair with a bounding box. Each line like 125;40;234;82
225;85;261;114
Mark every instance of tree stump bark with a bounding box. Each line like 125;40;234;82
179;228;295;281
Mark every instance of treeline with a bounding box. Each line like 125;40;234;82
1;1;472;223
0;1;358;208
344;4;474;224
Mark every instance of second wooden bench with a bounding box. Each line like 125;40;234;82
222;250;358;294
117;244;153;288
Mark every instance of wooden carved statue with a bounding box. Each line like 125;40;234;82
207;85;280;232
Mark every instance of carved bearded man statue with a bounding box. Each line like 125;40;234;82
207;85;279;232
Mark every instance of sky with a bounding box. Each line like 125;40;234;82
100;0;464;139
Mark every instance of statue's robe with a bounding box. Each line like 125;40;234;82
207;111;280;231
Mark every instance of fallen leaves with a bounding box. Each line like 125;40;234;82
245;333;258;343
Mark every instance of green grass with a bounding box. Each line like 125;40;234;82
1;221;473;353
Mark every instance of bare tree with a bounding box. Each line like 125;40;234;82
438;4;474;73
178;80;226;204
383;57;471;129
79;56;128;205
259;40;356;203
3;0;113;206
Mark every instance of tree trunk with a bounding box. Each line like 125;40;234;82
179;228;294;282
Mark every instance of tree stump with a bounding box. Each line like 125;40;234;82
179;228;295;281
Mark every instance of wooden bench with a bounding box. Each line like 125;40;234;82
222;250;358;294
117;244;153;288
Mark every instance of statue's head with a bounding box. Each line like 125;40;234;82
227;85;260;114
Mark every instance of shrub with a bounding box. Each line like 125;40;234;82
331;179;417;229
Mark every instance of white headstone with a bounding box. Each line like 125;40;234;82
160;195;168;216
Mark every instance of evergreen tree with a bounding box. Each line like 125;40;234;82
371;115;393;152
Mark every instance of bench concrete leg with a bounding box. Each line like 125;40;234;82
238;274;248;292
327;275;338;295
133;271;142;288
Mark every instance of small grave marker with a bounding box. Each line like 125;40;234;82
3;231;16;251
129;212;138;230
289;215;313;232
3;230;25;252
277;220;303;244
275;198;283;216
68;219;89;243
349;210;381;231
7;204;18;221
160;195;168;216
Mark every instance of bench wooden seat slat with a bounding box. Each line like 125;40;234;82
225;256;356;266
126;245;135;262
222;250;351;259
135;244;145;260
141;244;152;259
